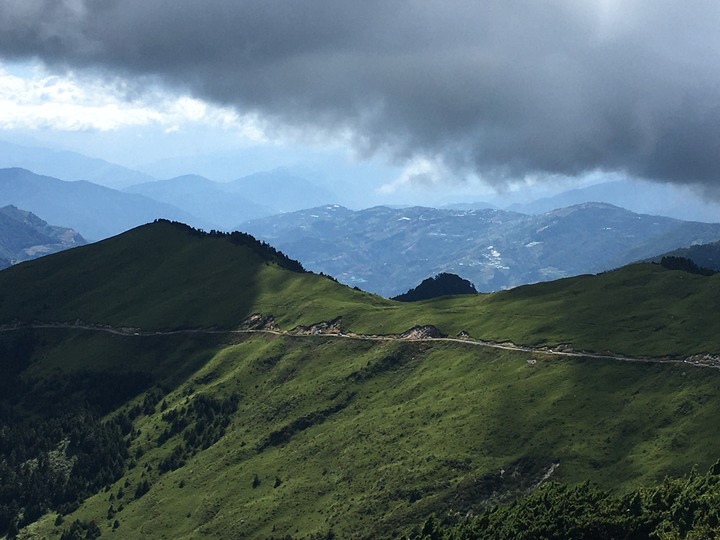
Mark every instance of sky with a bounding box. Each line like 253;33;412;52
1;1;720;208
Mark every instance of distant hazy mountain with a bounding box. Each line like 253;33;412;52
0;168;204;240
125;168;336;227
506;179;720;223
124;175;273;229
241;203;720;296
227;169;337;213
0;140;156;189
0;205;85;268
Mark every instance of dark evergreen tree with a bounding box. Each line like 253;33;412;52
393;273;479;302
660;256;716;276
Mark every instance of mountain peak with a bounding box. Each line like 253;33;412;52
544;201;626;215
152;219;307;274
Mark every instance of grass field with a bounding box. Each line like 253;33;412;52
15;330;720;539
2;220;720;538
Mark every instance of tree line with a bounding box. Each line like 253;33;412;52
155;219;307;274
406;461;720;539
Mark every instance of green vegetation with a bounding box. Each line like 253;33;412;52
409;463;720;539
392;272;478;302
0;219;357;330
156;393;239;473
9;333;720;539
410;263;720;357
660;255;716;276
0;220;718;538
648;239;720;273
3;221;719;357
0;331;148;536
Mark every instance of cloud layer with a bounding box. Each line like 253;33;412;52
2;0;720;187
0;64;264;138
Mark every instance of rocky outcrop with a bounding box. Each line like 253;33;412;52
399;325;446;339
239;313;279;331
291;317;343;335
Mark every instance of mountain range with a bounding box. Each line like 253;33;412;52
4;139;720;221
504;179;720;223
0;168;202;240
125;169;337;229
0;165;339;239
5;162;720;299
0;141;338;231
3;135;720;538
0;139;155;189
240;202;720;296
2;220;720;538
123;175;273;229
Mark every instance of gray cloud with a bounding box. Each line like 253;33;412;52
2;0;720;187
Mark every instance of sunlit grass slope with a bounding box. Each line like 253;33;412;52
409;264;720;357
341;263;720;357
21;333;720;539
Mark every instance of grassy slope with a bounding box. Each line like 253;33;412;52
421;264;720;357
21;333;720;539
343;264;720;358
0;220;387;331
3;221;720;537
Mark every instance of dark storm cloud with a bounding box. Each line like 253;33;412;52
2;0;720;186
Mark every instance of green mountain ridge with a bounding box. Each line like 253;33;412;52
1;220;719;539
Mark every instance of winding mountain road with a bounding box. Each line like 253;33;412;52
1;320;718;371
